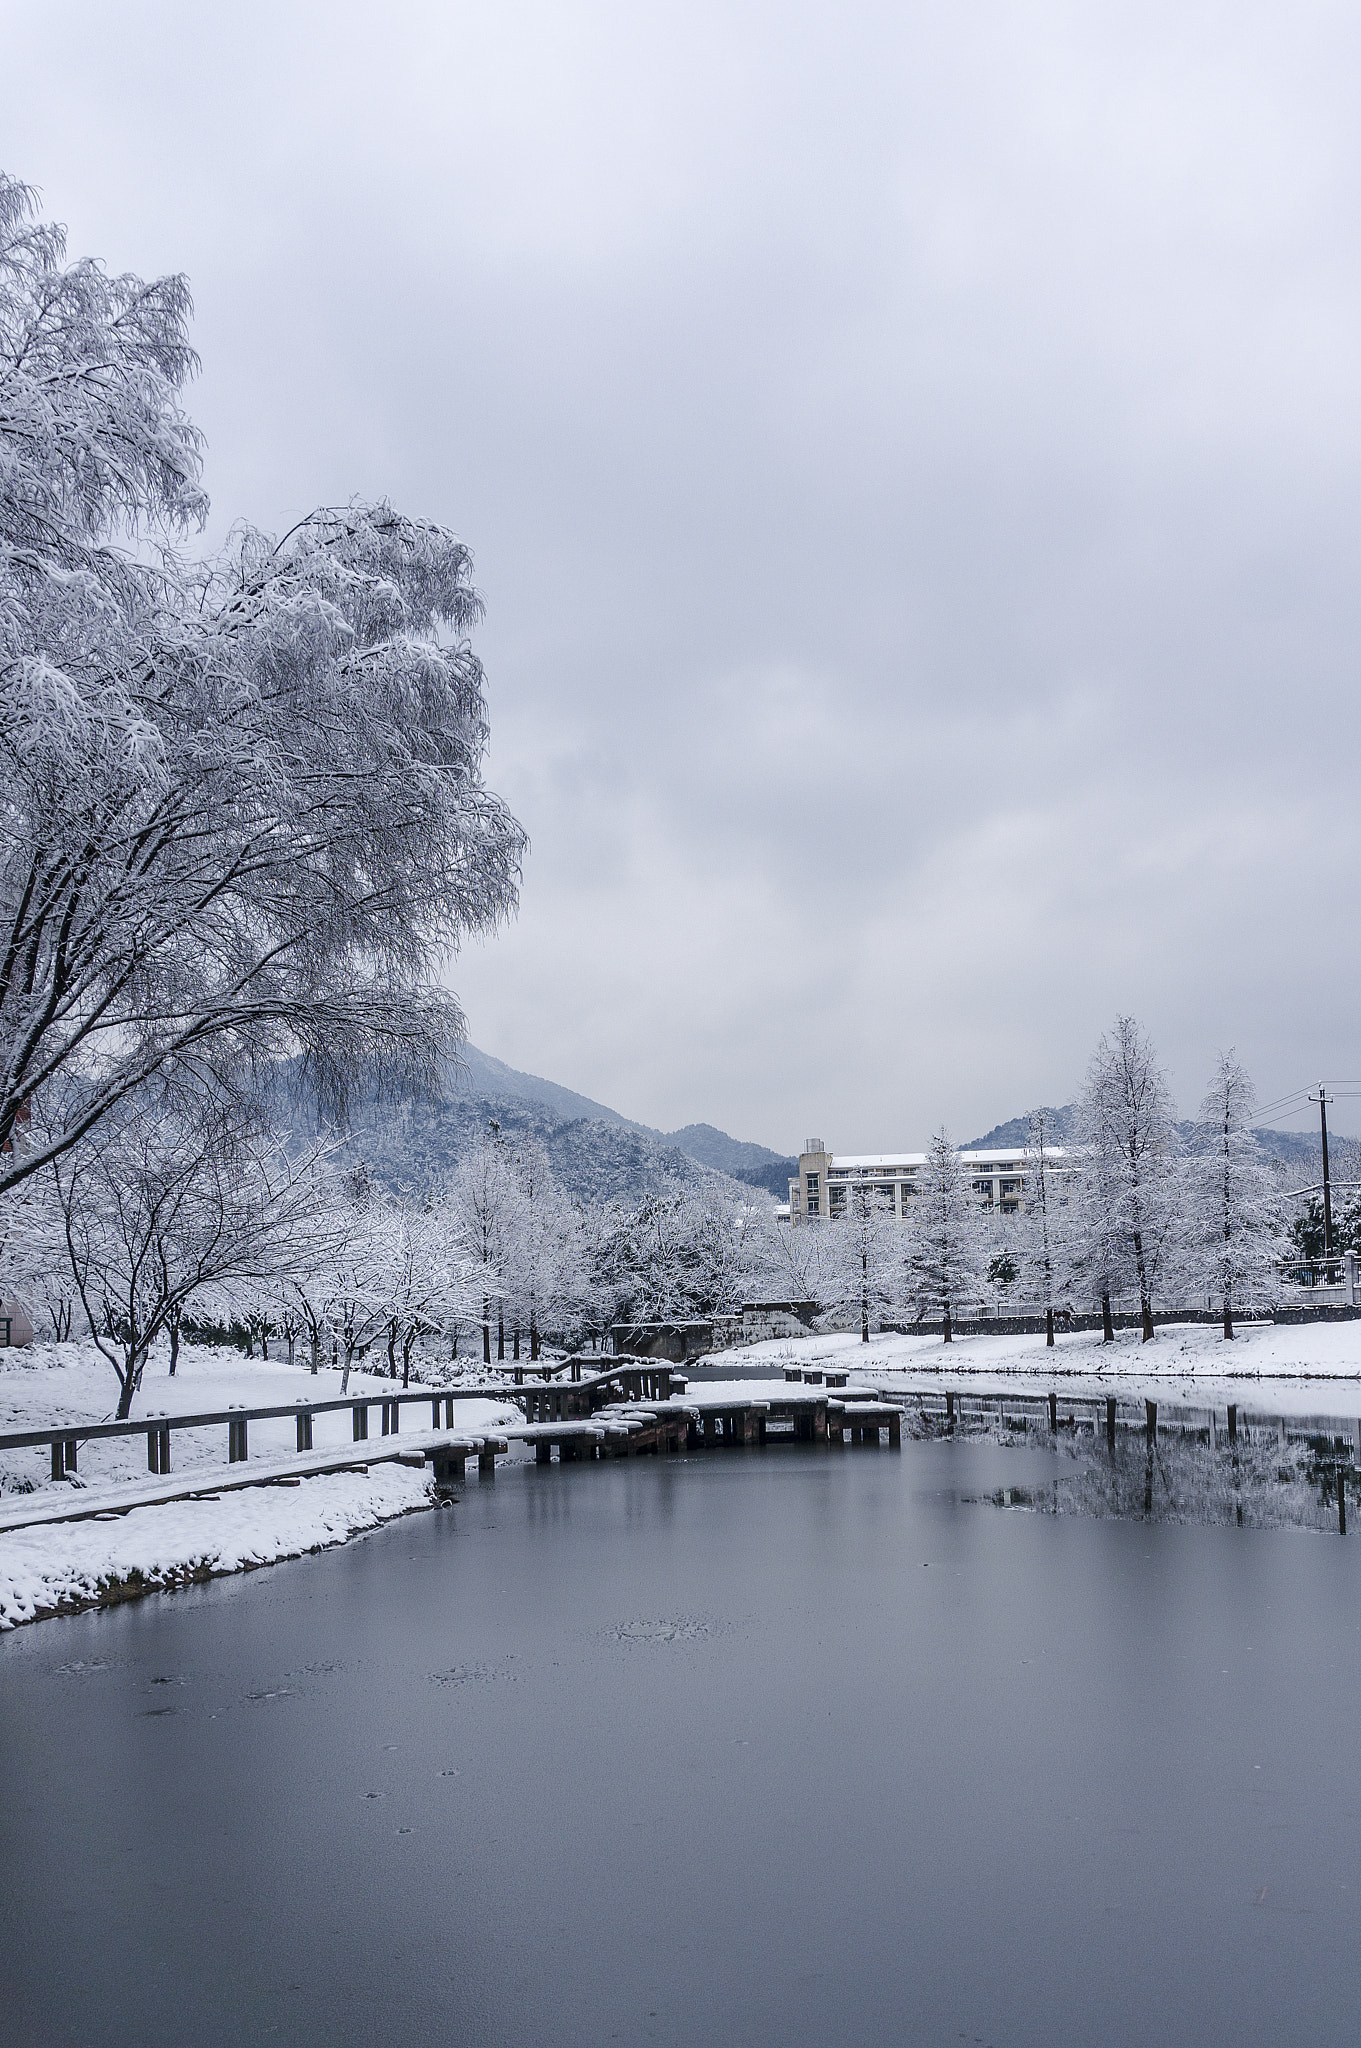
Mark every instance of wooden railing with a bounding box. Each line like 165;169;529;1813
0;1383;518;1482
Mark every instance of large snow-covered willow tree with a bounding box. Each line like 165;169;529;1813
0;174;525;1197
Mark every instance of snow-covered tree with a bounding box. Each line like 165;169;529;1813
0;173;525;1199
906;1129;986;1342
50;1096;327;1414
447;1127;518;1363
375;1204;474;1384
329;1166;394;1391
823;1182;901;1341
1185;1052;1286;1337
1078;1017;1178;1342
1016;1106;1069;1345
499;1139;580;1360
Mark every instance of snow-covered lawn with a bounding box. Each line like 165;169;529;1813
0;1336;522;1499
0;1337;523;1630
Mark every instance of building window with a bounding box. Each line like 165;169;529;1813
806;1173;820;1195
807;1195;820;1216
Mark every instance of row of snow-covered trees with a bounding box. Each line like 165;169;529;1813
801;1021;1290;1346
1;1088;792;1409
0;1014;1310;1408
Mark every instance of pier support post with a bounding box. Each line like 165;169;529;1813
1227;1404;1237;1444
945;1391;955;1428
887;1410;901;1448
536;1440;552;1465
1106;1397;1116;1450
1145;1400;1157;1445
1048;1391;1058;1434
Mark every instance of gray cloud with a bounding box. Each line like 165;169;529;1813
6;0;1361;1146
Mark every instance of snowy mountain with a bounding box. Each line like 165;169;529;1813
293;1045;791;1207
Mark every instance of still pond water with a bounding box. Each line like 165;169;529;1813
4;1435;1361;2048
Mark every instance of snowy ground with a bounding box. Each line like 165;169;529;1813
0;1337;524;1631
0;1337;523;1499
705;1319;1361;1418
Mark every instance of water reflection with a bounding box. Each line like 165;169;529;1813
960;1425;1354;1533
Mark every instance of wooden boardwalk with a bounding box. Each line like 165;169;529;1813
0;1361;904;1528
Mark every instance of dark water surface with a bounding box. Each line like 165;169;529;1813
4;1438;1361;2048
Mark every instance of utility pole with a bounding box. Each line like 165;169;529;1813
1311;1082;1335;1260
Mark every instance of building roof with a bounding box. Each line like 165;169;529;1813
819;1147;1066;1170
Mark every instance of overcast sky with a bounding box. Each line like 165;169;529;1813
6;3;1360;1149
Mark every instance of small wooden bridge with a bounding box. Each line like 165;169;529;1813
0;1359;902;1529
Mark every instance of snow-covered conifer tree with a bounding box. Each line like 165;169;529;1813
907;1129;986;1342
1078;1017;1178;1342
1016;1106;1069;1345
825;1181;901;1341
1185;1052;1286;1337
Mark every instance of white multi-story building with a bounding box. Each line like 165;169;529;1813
787;1138;1069;1223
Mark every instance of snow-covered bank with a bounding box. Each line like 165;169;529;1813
710;1319;1361;1416
0;1460;437;1630
0;1337;522;1630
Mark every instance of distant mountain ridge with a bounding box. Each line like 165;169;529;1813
448;1046;796;1191
965;1103;1325;1165
297;1044;794;1207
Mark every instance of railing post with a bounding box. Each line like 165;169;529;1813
296;1411;313;1452
352;1404;368;1442
228;1415;248;1462
51;1439;63;1482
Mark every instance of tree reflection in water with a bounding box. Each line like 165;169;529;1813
960;1425;1354;1534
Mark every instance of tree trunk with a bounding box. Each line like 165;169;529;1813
530;1313;540;1362
287;1331;296;1368
1223;1291;1234;1341
168;1311;181;1377
1101;1290;1114;1343
497;1312;504;1362
1132;1228;1154;1341
115;1370;136;1420
482;1299;491;1365
245;1331;254;1358
1045;1305;1054;1348
513;1323;520;1362
943;1299;953;1344
402;1330;415;1387
387;1324;398;1377
310;1328;321;1375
